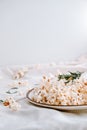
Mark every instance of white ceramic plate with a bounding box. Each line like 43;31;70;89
26;88;87;110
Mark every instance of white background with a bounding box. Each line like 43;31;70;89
0;0;87;65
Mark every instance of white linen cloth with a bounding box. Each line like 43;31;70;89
0;60;87;130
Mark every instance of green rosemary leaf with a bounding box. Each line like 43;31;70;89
6;91;18;94
0;100;4;103
58;71;82;84
6;87;18;94
11;87;18;89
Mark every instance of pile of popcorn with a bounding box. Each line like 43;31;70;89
31;72;87;105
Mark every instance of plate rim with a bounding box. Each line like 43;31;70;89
26;88;87;110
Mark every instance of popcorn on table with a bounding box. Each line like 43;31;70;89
13;67;29;79
3;97;21;111
9;80;29;87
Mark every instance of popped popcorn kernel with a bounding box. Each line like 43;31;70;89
13;67;29;79
3;97;21;111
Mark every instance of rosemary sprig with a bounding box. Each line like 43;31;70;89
58;71;82;84
0;100;4;103
6;91;18;94
6;87;18;94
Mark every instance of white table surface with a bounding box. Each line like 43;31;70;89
0;61;87;130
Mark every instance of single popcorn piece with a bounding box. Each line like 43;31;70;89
13;67;29;79
9;102;21;111
3;97;21;111
14;71;24;79
9;80;29;87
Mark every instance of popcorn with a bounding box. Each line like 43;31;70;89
3;97;21;111
9;80;29;87
13;67;29;79
80;72;87;85
3;100;10;106
32;72;87;106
